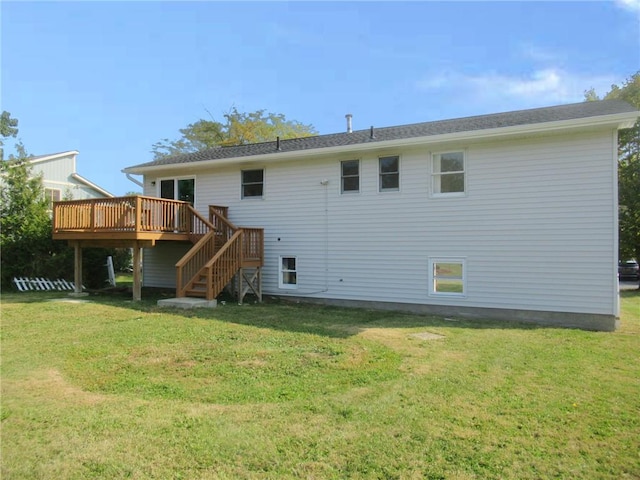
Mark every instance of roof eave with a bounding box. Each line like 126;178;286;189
71;173;114;197
123;111;639;175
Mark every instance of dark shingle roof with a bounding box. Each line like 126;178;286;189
127;100;637;171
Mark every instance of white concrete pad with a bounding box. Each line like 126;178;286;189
157;297;217;309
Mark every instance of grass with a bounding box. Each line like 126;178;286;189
1;289;639;479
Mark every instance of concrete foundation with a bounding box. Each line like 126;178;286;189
274;296;619;332
157;297;217;309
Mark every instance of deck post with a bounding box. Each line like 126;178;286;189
73;242;83;294
132;242;142;301
237;268;243;305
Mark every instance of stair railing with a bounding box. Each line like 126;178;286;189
177;205;262;300
175;205;220;297
175;231;217;297
201;230;243;300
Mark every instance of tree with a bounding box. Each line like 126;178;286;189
0;143;65;286
0;116;115;288
0;111;19;160
152;108;317;159
586;72;640;267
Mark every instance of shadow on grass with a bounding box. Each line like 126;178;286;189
3;285;608;338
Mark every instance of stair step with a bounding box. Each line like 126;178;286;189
185;290;207;298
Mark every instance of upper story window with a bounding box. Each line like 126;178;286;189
379;155;399;192
432;151;465;196
242;169;264;198
44;188;61;210
341;160;360;193
159;178;195;204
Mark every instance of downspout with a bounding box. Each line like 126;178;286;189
321;178;329;292
125;173;144;188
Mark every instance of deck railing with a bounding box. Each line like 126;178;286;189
53;196;196;235
208;205;264;264
242;228;264;263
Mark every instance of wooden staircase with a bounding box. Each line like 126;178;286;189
175;206;264;303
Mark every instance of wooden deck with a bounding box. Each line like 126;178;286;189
53;196;199;245
52;196;264;302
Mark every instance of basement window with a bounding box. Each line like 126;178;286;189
279;256;297;289
242;169;264;198
429;258;466;296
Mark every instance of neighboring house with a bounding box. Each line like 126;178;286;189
28;150;113;207
57;100;638;331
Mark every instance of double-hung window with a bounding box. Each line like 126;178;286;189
432;151;465;196
379;155;399;191
279;256;297;289
341;160;359;193
429;258;466;296
242;169;264;198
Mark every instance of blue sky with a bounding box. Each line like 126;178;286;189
2;1;638;196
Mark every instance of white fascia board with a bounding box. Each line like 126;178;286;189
71;173;114;197
123;111;640;175
28;150;79;165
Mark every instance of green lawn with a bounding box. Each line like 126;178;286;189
1;289;639;479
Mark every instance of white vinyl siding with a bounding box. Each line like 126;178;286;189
30;153;109;200
143;130;618;318
142;242;192;288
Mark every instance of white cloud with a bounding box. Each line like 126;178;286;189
518;43;563;64
615;0;640;13
416;68;618;107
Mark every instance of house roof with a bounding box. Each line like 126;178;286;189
28;150;80;164
124;100;639;173
27;150;114;197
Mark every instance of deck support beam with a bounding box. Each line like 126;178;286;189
66;239;153;301
73;242;83;295
238;267;262;305
132;242;143;302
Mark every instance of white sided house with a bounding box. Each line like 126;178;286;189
30;150;113;206
119;100;637;330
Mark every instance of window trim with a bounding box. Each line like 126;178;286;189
156;176;196;205
279;256;298;289
340;159;360;194
431;150;466;198
428;257;467;297
44;188;62;210
241;168;265;200
379;155;400;192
